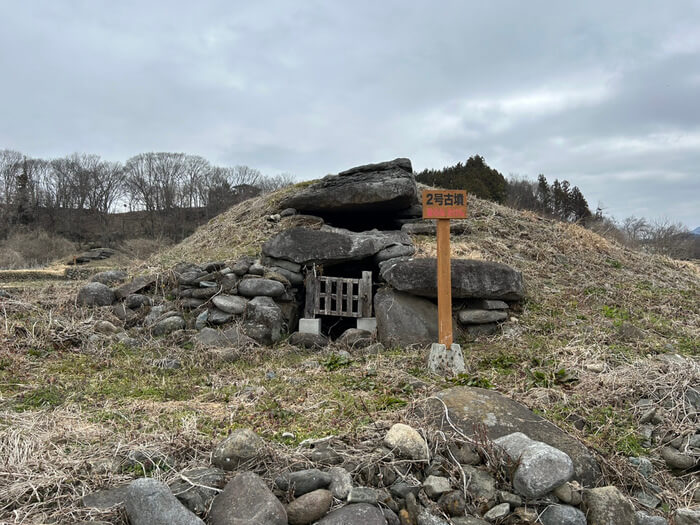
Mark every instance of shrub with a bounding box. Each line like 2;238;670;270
0;228;76;269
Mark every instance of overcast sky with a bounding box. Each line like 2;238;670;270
0;1;698;227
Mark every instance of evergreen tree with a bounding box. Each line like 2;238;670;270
14;158;33;225
416;155;507;203
536;174;551;214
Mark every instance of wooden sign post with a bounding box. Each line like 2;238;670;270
422;189;467;346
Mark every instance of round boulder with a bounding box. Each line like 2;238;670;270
77;282;115;306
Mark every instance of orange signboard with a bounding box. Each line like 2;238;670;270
422;190;467;219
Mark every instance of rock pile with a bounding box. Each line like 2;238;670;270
75;158;525;351
82;387;693;524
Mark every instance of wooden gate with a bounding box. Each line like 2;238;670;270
304;271;372;319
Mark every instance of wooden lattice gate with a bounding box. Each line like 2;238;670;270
304;271;372;319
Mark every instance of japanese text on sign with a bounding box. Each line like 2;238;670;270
422;189;468;219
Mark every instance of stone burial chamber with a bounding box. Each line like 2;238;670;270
75;157;525;351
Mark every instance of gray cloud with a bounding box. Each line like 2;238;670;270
0;0;698;226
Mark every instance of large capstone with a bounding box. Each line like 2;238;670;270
423;387;601;486
262;226;413;266
280;158;417;215
380;258;524;300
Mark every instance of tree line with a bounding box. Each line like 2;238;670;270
417;155;592;222
420;154;697;260
0;149;293;241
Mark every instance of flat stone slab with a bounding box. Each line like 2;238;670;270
262;226;413;266
280;158;417;214
380;258;524;300
423;387;601;486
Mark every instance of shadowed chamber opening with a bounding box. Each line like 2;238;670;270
312;208;406;232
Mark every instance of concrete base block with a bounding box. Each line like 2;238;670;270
357;317;377;333
427;343;466;376
298;318;322;335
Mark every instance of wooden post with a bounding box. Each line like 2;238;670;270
422;189;467;349
436;218;452;346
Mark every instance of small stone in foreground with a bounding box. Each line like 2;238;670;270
328;466;353;500
211;428;264;471
635;510;668;525
539;504;586;525
422;475;452;500
582;486;636;525
209;471;286;525
483;502;510;522
125;478;204;525
286;489;333;525
384;423;428;461
316;503;387;524
675;508;700;525
275;468;332;496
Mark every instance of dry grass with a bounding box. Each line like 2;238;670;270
1;183;698;522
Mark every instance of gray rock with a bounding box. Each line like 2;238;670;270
540;504;586;525
347;486;378;504
269;266;304;286
675;509;700;525
470;299;509;310
211;429;264;471
401;221;470;235
209;471;286;525
275;469;332;496
243;296;284;345
125;293;150;309
374;244;416;264
635;511;668;525
375;288;449;347
635;489;661;509
248;262;265;275
660;446;696;470
553;482;581;505
190;287;218;299
289;331;329;349
628;456;654;478
493;432;574;499
316;503;388;525
286;489;333;525
91;270;128;285
181;298;205;310
438;490;466;516
417;509;450;525
380;258;524;300
144;304;176;326
383;423;428;461
425;387;601;486
422;475;452;500
383;508;400;525
462;465;497;502
230;259;252;276
329;466;353;500
686;387;700;411
238;278;285;297
582;486;636;525
169;467;226;515
82;484;129;509
497;491;522;507
193;327;257;348
338;328;373;348
195;310;208;330
125;478;204;525
280;158;417;215
457;309;508;325
152;316;185;336
483;502;510;522
114;275;156;300
94;320;119;334
77;282;115;306
208;308;233;325
465;323;501;337
451;518;489;525
263;226;413;267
